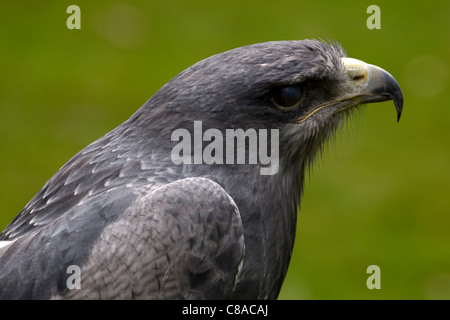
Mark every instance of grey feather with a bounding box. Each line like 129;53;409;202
52;178;244;299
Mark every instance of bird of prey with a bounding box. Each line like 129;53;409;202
0;40;403;299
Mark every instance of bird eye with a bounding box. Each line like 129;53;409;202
271;85;303;110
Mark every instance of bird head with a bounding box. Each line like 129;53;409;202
136;40;403;179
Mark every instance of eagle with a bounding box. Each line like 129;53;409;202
0;40;403;299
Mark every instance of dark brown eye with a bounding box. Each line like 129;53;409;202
271;85;303;110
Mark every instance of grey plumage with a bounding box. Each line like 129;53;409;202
0;40;403;299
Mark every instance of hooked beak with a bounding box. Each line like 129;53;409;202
339;57;403;122
296;57;403;123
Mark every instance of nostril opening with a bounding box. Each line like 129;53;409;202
353;75;365;81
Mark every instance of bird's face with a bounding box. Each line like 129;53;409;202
144;40;403;174
154;40;402;127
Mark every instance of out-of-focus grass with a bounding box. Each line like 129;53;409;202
0;0;449;299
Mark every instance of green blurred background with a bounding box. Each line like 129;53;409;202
0;0;449;299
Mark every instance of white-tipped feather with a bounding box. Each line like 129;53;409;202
0;241;13;249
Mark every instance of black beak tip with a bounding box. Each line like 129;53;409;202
393;90;404;123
